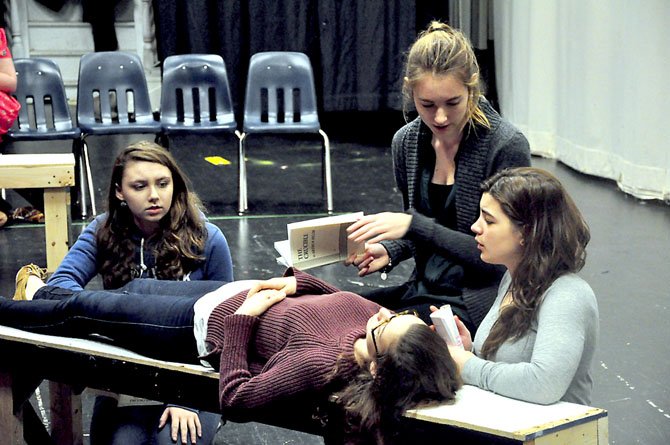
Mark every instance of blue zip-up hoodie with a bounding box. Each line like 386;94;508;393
48;213;234;291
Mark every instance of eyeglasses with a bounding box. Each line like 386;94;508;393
371;309;419;357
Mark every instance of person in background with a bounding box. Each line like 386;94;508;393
0;26;45;228
0;196;11;228
346;21;531;334
24;140;234;444
3;268;461;445
447;167;598;405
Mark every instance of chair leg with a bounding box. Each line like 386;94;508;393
82;140;97;216
77;138;89;219
320;129;333;214
238;133;248;215
156;133;169;149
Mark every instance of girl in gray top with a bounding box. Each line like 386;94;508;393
449;167;598;405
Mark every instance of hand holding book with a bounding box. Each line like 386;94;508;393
344;243;390;278
274;212;365;270
346;212;413;244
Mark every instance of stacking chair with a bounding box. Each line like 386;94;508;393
162;53;223;73
7;58;81;209
159;54;238;147
76;51;162;217
9;58;80;142
238;51;332;214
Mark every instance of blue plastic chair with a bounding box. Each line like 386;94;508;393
9;58;80;141
160;54;238;143
76;51;162;217
162;53;224;74
238;51;332;214
7;58;82;212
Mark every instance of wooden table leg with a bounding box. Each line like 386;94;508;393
43;188;71;274
49;382;83;445
0;371;24;444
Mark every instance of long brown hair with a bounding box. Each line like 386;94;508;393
479;167;590;358
403;21;490;129
96;141;207;289
331;325;461;444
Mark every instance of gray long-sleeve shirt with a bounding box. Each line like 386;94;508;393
463;272;599;405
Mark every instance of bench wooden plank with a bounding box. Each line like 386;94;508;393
0;154;75;189
0;326;217;380
405;385;607;443
0;153;75;274
0;326;608;445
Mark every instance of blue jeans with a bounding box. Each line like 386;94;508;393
0;278;226;363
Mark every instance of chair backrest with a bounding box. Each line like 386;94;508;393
242;51;320;133
12;58;77;134
160;54;236;129
76;51;155;129
162;53;225;73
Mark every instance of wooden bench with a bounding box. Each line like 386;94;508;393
0;326;608;445
0;153;75;273
404;386;608;444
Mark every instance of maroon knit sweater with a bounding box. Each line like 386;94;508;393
205;268;381;412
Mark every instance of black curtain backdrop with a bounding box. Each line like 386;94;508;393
151;0;449;114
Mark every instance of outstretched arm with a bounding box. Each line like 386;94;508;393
202;222;234;282
47;217;102;291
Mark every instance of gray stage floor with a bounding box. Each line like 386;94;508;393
1;127;669;444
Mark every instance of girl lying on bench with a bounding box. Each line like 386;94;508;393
0;267;461;444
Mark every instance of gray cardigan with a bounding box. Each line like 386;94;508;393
381;99;531;326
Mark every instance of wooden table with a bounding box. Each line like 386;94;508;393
0;153;75;273
405;385;608;444
0;325;608;445
0;326;220;445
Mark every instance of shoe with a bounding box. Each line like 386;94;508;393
14;264;47;301
11;206;45;224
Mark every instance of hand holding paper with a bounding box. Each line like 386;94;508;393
430;304;465;349
275;212;365;270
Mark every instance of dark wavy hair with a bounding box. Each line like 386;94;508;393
96;141;207;289
331;324;461;444
479;167;590;359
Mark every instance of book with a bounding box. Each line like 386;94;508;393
430;304;464;349
274;212;365;270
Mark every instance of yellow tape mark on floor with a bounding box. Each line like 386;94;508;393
204;156;231;166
